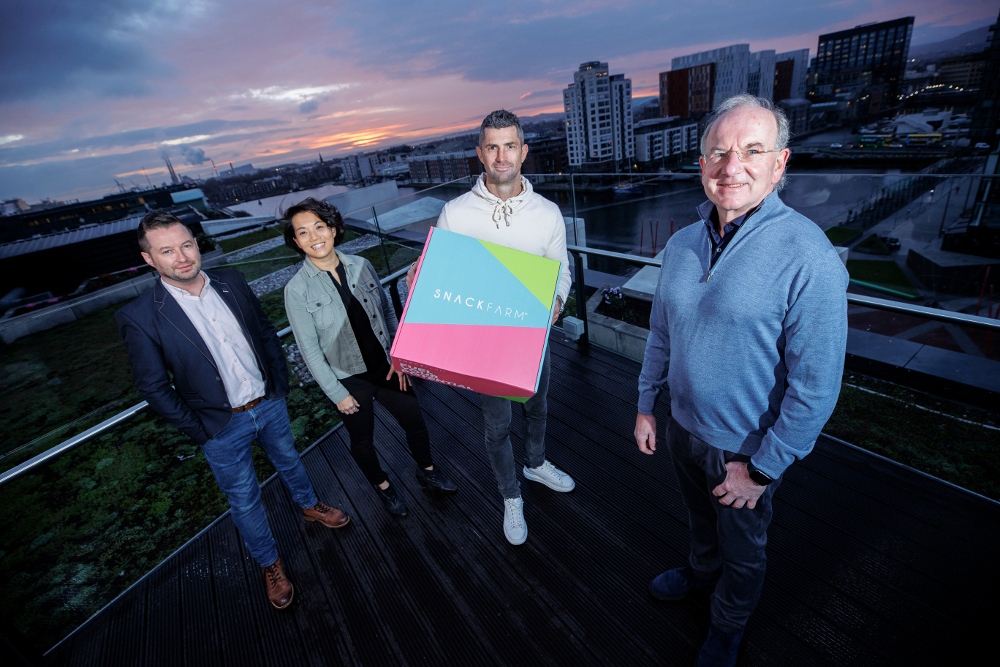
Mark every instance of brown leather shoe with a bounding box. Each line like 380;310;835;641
263;557;293;609
301;501;351;528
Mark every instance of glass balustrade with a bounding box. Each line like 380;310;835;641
2;166;999;651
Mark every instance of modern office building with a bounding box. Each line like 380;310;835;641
936;52;988;90
564;61;634;168
778;98;812;137
748;50;776;101
659;63;715;118
970;8;1000;149
672;44;750;109
774;49;810;102
341;153;375;183
810;17;914;112
633;118;700;164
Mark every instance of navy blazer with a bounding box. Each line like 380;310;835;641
115;268;289;445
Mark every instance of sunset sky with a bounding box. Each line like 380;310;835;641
1;0;997;203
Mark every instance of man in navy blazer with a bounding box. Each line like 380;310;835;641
116;212;350;610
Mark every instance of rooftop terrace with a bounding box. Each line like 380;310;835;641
38;334;997;666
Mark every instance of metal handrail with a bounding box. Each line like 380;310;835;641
5;232;999;487
566;244;1000;334
0;265;411;487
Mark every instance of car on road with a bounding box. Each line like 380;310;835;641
878;236;901;252
830;143;843;149
974;142;991;150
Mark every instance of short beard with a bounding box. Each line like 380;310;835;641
487;166;521;186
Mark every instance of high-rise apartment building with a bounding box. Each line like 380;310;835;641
564;61;634;168
672;45;750;109
811;17;914;110
774;49;810;102
748;51;776;101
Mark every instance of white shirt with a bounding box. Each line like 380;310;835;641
163;273;266;408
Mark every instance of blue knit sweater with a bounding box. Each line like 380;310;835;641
637;191;849;478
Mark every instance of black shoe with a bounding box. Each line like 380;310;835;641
416;467;458;495
375;483;408;517
697;625;744;667
649;566;721;601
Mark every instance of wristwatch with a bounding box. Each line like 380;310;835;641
746;460;775;486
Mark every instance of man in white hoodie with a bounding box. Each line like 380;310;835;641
428;109;576;545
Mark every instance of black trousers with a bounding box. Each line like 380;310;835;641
340;366;434;486
667;417;781;633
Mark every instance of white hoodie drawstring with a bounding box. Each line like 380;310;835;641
472;174;525;228
492;199;514;228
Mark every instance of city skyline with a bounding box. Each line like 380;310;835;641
1;0;996;203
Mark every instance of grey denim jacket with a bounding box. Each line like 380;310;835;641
284;251;398;404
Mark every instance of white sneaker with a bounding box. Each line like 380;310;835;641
523;460;576;492
503;497;527;545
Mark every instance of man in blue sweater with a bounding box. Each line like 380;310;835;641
634;94;848;667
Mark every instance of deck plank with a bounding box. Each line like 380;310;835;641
42;335;998;666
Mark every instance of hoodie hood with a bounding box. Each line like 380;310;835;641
471;173;534;228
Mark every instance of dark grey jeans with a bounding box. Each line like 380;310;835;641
667;417;781;633
479;349;551;499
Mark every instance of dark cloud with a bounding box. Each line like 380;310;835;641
0;119;288;166
180;145;209;165
0;0;173;103
299;99;320;114
328;1;888;83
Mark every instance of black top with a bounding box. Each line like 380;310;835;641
328;263;388;379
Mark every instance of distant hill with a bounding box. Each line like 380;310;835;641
518;111;565;123
910;24;992;59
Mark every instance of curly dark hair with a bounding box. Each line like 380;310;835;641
281;197;346;255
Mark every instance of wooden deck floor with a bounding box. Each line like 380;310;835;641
44;336;997;666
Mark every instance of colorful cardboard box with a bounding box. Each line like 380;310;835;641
390;227;561;399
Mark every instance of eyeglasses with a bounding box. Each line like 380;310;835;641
703;149;780;165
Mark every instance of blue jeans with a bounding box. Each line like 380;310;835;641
479;349;550;499
200;398;318;568
666;417;780;632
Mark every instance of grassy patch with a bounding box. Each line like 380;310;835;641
0;303;139;462
0;370;340;652
226;246;301;282
846;259;921;298
853;234;892;255
824;226;861;245
825;374;1000;500
357;242;421;277
215;226;282;253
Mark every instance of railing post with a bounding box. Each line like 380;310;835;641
570;173;579;246
370;206;392;274
388;277;404;318
571;248;589;347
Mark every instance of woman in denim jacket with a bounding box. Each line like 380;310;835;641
282;198;457;516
